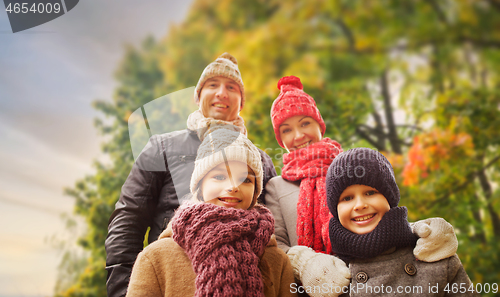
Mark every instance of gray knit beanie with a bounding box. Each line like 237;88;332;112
326;148;400;218
190;126;263;208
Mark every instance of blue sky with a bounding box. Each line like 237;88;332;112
0;1;192;296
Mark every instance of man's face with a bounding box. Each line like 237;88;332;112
198;77;242;121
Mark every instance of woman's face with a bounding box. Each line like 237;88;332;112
200;161;255;210
279;115;323;152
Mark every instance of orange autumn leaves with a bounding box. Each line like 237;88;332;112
402;129;474;186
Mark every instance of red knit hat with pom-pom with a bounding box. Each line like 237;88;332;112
270;76;326;148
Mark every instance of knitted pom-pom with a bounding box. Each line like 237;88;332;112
277;75;303;91
218;52;238;65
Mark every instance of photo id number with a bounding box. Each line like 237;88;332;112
6;2;61;14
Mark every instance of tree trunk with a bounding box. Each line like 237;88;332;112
471;193;487;244
380;70;402;154
477;169;500;237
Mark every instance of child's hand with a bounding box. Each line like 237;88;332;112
287;246;350;297
412;217;458;262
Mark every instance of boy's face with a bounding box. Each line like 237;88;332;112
337;184;390;234
279;115;323;152
198;76;242;121
200;161;255;210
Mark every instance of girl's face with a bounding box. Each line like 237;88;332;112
279;115;323;152
200;161;255;210
337;184;390;234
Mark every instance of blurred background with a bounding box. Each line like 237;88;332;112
1;0;499;296
0;1;192;296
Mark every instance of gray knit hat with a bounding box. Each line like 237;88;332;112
326;148;400;218
194;53;245;108
190;126;263;208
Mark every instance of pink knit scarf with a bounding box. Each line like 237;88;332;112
282;138;342;254
172;203;274;297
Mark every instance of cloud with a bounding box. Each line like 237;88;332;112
0;201;65;296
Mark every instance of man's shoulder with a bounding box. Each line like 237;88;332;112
153;129;201;151
255;147;277;177
155;129;197;141
256;147;272;158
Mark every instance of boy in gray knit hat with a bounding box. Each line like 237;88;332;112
325;148;477;296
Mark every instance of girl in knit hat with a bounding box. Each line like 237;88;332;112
126;126;296;297
265;76;460;297
326;148;477;296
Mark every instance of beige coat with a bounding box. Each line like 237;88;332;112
126;223;297;297
265;176;301;253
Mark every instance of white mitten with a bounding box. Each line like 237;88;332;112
412;217;458;262
287;246;350;297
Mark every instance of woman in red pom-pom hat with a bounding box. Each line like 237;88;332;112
267;75;343;254
266;76;349;294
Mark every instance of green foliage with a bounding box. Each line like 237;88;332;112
55;36;168;296
57;1;500;296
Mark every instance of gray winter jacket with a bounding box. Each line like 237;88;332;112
265;176;300;253
340;247;478;297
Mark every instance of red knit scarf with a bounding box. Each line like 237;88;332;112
172;203;274;297
282;138;342;254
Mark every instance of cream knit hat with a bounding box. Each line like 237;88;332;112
190;126;263;208
194;53;245;108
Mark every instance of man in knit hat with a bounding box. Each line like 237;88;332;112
105;53;277;297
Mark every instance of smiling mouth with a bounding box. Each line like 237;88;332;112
218;197;241;203
295;141;311;149
352;214;375;222
213;103;228;108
